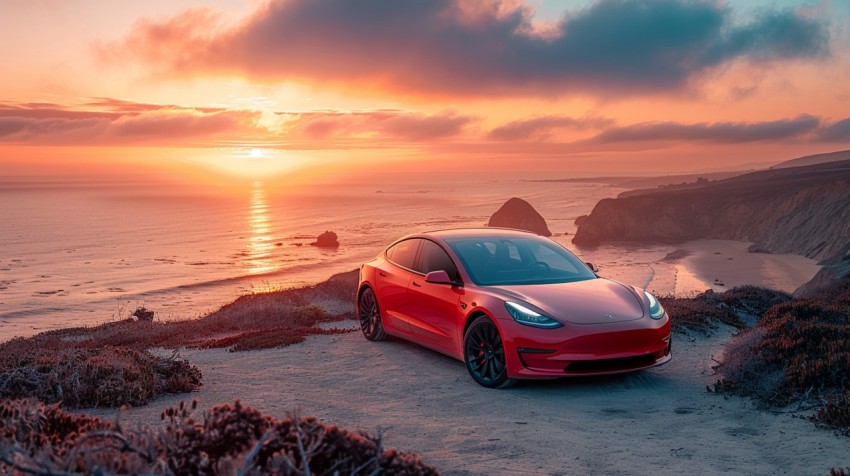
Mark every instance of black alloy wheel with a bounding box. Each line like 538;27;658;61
358;288;387;341
464;316;517;388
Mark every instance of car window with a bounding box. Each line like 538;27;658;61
530;243;580;273
415;240;461;281
446;236;596;286
386;238;421;270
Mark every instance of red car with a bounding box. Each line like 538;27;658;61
357;228;671;388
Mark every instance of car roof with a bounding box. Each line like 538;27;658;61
424;227;541;240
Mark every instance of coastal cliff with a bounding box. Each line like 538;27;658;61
573;160;850;264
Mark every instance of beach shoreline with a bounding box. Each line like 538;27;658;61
657;239;820;296
0;238;821;343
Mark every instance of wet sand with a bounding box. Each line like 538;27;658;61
666;240;820;295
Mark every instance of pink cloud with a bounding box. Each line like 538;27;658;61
0;101;261;145
284;110;474;141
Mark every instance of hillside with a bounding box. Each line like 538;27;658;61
770;149;850;169
572;159;850;265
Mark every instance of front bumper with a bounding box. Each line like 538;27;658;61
499;315;672;379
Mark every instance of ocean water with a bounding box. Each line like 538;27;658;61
0;173;681;341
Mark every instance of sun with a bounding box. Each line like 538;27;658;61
250;148;263;158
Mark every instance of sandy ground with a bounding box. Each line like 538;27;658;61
76;241;840;474
85;321;849;475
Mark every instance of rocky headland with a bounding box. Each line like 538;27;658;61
573;159;850;292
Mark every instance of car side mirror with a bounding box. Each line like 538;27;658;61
585;262;599;273
425;270;455;285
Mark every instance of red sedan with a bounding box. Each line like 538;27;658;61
357;228;671;388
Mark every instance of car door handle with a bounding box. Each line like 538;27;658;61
412;281;422;287
379;271;387;277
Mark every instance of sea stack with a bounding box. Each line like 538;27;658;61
487;197;552;236
311;230;340;248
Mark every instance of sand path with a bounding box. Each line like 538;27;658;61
87;322;849;475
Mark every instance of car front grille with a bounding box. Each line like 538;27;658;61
564;353;657;373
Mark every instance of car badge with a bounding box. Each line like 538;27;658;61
605;314;615;319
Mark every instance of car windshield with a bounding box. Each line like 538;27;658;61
445;236;597;286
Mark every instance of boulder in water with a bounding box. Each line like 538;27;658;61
311;231;340;248
487;198;552;236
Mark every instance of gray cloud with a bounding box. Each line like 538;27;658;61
111;0;831;97
588;115;822;143
815;117;850;142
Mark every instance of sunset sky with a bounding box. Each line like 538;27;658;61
2;0;850;182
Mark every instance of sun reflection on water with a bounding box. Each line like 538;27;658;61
246;181;277;274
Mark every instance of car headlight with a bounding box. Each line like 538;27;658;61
644;291;665;320
505;301;563;329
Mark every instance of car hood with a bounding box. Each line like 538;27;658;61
491;278;645;324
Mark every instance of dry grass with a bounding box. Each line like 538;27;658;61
0;347;200;408
0;399;439;475
0;270;359;408
6;269;359;353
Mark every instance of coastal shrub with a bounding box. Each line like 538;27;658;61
713;328;785;402
659;290;742;332
753;299;850;393
132;306;156;321
717;278;850;431
816;392;850;435
720;285;791;317
0;399;439;475
0;346;201;408
661;285;793;332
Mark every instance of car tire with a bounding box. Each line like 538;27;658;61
463;315;517;389
358;287;387;341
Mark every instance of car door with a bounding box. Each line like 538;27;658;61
407;239;465;352
375;238;422;332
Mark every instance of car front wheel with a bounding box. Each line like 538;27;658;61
463;316;517;389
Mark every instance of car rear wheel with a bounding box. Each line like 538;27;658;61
358;287;387;341
464;316;517;389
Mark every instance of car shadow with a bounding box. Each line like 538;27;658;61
378;334;676;392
